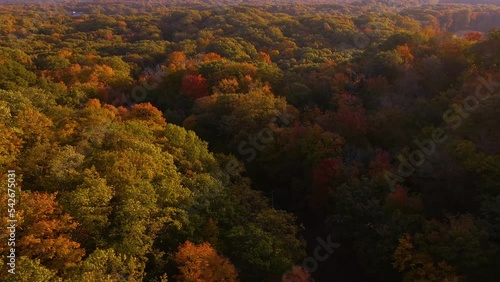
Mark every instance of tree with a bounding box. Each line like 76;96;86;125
13;107;53;148
393;234;459;282
181;168;307;282
0;191;85;272
369;50;405;80
395;44;414;63
75;98;116;153
201;52;223;62
206;38;253;61
166;51;187;70
184;85;289;149
68;249;144;282
174;241;238;282
394;215;492;281
282;266;313;282
60;167;113;250
123;102;166;128
181;74;208;99
464;31;483;42
0;60;36;90
310;158;345;214
321;92;368;143
0;122;22;169
257;51;272;64
213;78;240;94
0;256;60;282
36;55;71;71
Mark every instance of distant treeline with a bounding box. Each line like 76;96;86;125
440;0;499;5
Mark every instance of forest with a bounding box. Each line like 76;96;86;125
0;0;499;281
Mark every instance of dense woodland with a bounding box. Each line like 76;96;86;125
0;0;499;281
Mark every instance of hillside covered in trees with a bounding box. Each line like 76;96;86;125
0;0;499;281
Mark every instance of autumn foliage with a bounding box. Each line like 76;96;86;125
464;31;483;42
123;102;167;126
0;192;85;272
174;241;238;282
0;1;499;281
282;266;313;282
182;74;209;99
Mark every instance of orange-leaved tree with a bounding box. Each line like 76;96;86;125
0;191;85;272
282;265;313;282
174;240;238;282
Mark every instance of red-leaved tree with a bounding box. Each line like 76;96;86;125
182;74;209;99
